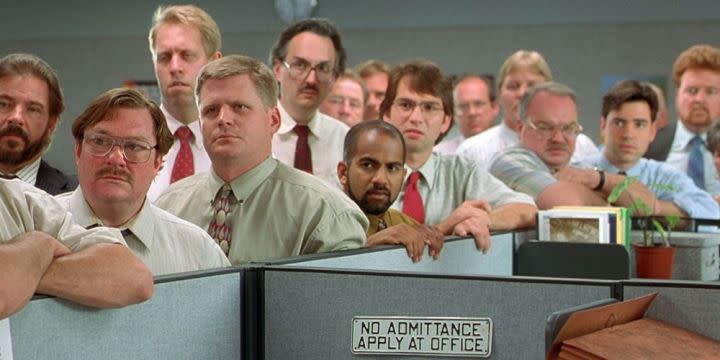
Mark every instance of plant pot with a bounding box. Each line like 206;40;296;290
634;245;676;279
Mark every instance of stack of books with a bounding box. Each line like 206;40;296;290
537;207;630;247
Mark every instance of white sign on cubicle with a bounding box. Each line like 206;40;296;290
0;319;13;360
352;316;492;357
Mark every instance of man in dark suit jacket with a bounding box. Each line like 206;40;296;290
0;54;77;195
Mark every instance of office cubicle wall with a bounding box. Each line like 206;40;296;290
622;280;720;340
273;232;516;276
9;268;243;360
255;267;617;359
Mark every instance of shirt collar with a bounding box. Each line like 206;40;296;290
499;121;519;141
674;119;706;149
13;157;41;185
404;152;438;189
69;188;156;249
161;104;202;145
597;154;647;177
277;102;321;136
210;156;277;201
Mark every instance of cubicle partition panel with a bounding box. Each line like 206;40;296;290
253;267;617;359
621;280;720;340
271;232;516;276
9;267;243;360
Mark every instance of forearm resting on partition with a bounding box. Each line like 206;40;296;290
0;232;68;318
37;243;153;308
489;203;537;230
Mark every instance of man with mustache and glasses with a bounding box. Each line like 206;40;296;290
55;88;229;276
337;120;444;262
0;53;78;194
381;60;537;253
645;45;720;197
270;18;350;188
491;82;608;209
583;80;717;219
146;5;223;201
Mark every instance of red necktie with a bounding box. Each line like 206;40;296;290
402;171;425;223
171;126;194;183
293;125;313;174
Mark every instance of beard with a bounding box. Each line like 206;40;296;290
346;178;394;216
0;124;51;166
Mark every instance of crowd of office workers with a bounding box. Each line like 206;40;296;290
2;4;720;318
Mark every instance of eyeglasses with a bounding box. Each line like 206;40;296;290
326;96;363;110
392;99;445;117
83;132;157;163
525;120;582;140
282;59;336;83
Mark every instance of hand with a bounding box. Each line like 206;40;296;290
451;212;492;253
554;167;599;189
436;200;493;234
367;224;431;263
11;231;71;259
420;225;445;260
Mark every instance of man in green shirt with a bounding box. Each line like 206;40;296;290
157;55;367;264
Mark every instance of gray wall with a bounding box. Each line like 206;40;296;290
1;1;719;174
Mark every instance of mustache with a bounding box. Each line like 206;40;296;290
95;166;132;182
299;84;319;93
0;124;30;142
364;184;391;197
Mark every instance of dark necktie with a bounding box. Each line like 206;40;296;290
208;184;238;255
293;125;313;173
688;136;705;189
171;126;194;183
402;171;425;224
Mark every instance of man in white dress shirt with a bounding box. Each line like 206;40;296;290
146;4;222;200
57;88;229;276
435;74;499;155
457;50;598;168
662;45;720;196
269;18;349;187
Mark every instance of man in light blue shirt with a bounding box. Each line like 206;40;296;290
588;80;718;219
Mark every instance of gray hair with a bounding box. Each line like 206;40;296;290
517;82;576;122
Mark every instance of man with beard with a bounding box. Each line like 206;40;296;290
0;53;78;194
270;18;350;187
156;55;366;265
56;88;230;275
644;45;720;196
146;5;222;200
337;120;444;262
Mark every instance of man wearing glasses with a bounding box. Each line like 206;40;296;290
270;18;349;188
490;82;606;209
56;88;230;276
382;60;537;252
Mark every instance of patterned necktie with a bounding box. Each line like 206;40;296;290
688;135;705;189
171;126;194;183
293;125;313;174
402;171;425;224
208;184;237;255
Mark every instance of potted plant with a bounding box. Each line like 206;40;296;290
607;177;678;279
